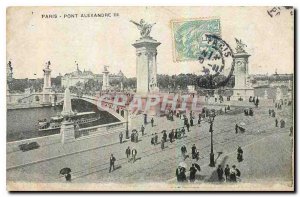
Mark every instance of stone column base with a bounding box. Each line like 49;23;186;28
232;88;254;101
61;121;75;144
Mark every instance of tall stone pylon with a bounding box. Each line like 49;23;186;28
102;65;110;91
60;86;75;144
61;86;74;117
232;39;254;100
131;19;160;96
42;61;52;105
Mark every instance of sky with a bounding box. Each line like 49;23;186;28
6;6;294;79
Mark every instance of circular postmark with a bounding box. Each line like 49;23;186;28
197;34;234;89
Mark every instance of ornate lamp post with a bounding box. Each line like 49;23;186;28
124;108;129;139
208;110;216;167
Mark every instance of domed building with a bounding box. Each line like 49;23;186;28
61;62;124;88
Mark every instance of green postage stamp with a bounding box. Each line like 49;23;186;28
171;18;221;62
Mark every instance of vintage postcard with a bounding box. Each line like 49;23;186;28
6;6;294;191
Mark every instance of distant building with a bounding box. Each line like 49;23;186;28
61;63;124;88
251;73;293;89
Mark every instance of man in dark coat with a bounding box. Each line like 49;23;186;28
275;119;278;127
169;131;173;143
191;144;196;158
179;168;187;182
109;154;116;173
237;146;243;162
290;126;293;136
189;164;197;182
217;165;224;181
186;123;190;132
65;173;71;182
119;131;123;144
181;145;188;160
176;166;182;182
131;148;137;163
224;164;230;181
255;97;259;107
235;124;239;134
151;118;154;127
190;118;193;127
151;134;155;145
125;146;131;162
131;131;135;142
184;117;188;126
141;125;145;135
154;133;158;145
163;131;167;142
181;127;186;136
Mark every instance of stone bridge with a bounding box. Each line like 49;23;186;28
58;94;127;122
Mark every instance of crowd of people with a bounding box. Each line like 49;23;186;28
217;164;241;182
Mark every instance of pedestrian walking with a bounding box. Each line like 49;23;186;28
191;144;196;158
184;117;188;126
132;148;137;163
217;165;224;182
151;134;155;145
181;127;186;137
198;117;201;125
229;165;241;182
224;164;230;181
169;130;173;143
141;125;145;135
154;133;158;145
65;173;71;182
176;166;182;182
119;131;123;144
125;146;131;162
163;131;167;142
290;126;293;136
109;154;116;173
186;123;190;132
189;164;197;182
181;145;188;160
174;129;178;139
237;146;243;162
151;118;154;127
161;138;165;150
131;131;135;142
275;118;278;127
280;119;285;128
190;118;193;127
179;168;187;182
235;124;239;134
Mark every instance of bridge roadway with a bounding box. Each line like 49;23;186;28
7;104;293;188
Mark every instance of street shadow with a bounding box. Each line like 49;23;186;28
135;157;142;161
195;174;206;181
178;136;188;140
215;151;223;163
114;165;122;171
205;155;228;183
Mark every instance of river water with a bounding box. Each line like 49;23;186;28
7;99;120;142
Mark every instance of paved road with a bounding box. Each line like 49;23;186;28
7;105;293;185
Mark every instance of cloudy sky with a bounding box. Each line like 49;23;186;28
7;6;294;79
